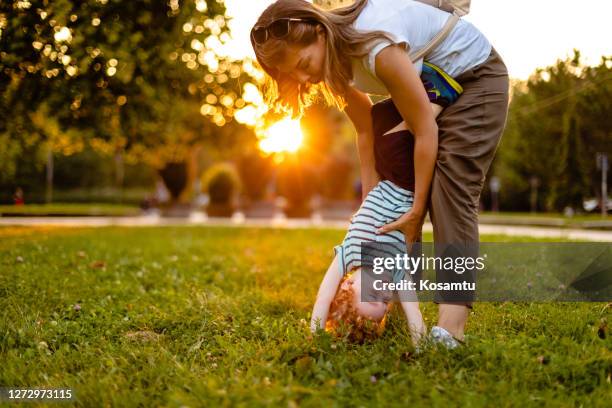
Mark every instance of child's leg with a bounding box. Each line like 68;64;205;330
382;104;443;136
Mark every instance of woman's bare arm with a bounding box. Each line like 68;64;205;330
374;45;439;243
344;86;380;199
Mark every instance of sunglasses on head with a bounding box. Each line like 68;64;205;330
251;18;314;45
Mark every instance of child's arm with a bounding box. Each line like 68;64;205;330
400;301;427;347
310;255;343;333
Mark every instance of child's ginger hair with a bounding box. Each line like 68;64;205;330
325;272;388;343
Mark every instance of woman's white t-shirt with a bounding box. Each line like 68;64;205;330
350;0;492;95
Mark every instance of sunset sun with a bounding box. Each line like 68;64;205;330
259;117;304;154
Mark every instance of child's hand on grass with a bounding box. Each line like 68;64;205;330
305;317;323;337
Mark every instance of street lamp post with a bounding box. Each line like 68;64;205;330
530;176;540;214
489;176;501;213
597;152;608;218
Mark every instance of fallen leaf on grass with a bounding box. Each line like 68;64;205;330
325;379;337;387
401;351;416;362
90;260;106;269
188;338;204;353
294;356;314;376
598;321;607;339
124;330;162;343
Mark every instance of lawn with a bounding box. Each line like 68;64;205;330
0;226;610;407
0;203;141;217
478;211;611;229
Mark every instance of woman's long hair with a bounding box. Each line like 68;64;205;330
251;0;394;117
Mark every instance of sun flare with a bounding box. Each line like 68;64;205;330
259;117;304;154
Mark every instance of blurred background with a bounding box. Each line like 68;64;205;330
0;0;610;223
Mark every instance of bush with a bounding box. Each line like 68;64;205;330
276;159;318;218
237;153;274;201
201;163;241;217
159;162;188;201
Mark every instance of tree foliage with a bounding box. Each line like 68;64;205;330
492;51;611;212
0;0;260;184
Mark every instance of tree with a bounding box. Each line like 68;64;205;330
491;51;611;212
0;0;263;200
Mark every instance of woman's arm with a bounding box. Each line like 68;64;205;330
374;45;439;243
310;255;343;333
344;86;380;200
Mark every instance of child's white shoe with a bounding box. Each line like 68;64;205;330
429;326;462;350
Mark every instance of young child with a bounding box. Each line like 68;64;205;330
310;61;463;346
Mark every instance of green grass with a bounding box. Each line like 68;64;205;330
0;203;141;217
0;226;610;407
481;211;607;221
479;211;611;227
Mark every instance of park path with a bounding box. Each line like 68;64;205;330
1;214;611;242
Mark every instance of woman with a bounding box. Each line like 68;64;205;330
250;0;509;347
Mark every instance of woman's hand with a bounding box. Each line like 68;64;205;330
376;208;425;244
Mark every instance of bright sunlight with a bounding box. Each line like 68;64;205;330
259;117;304;154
